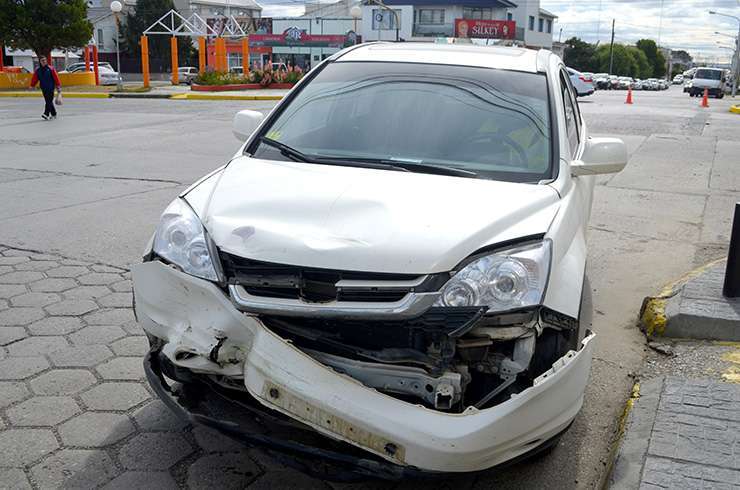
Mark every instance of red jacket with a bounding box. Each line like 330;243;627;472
30;65;61;91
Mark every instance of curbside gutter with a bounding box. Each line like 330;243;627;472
0;91;283;101
599;381;642;489
639;258;726;337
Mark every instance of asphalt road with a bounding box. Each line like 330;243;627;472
0;87;738;489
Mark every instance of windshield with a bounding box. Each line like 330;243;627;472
249;61;552;182
695;69;721;80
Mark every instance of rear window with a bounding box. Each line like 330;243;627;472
695;69;722;80
252;61;553;183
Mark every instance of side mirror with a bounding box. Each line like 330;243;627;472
571;137;627;176
233;110;264;142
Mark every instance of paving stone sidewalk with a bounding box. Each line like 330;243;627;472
0;246;341;489
609;377;740;489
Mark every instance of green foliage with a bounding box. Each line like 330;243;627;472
192;66;304;86
0;0;93;58
563;37;597;72
636;39;666;78
628;46;652;79
592;43;654;78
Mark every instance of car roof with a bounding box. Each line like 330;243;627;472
335;42;550;73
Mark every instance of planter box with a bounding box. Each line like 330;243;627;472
191;82;295;92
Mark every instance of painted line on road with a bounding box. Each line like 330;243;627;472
0;92;284;101
0;92;111;98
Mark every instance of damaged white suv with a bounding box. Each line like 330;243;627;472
133;43;627;479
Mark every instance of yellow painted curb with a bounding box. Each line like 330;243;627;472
639;258;726;337
183;93;283;101
599;381;641;490
169;94;188;100
0;92;110;98
730;105;740;114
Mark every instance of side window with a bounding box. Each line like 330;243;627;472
559;70;580;156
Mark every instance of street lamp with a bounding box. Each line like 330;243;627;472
110;0;123;91
709;10;740;96
350;5;362;35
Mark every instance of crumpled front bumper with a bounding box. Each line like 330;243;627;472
133;261;595;474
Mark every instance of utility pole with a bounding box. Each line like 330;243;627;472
608;19;615;75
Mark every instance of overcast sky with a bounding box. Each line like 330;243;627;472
260;0;740;62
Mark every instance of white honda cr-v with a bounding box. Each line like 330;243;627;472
133;43;627;479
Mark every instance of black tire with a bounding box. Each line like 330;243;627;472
718;93;724;99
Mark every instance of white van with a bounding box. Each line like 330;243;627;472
690;67;726;98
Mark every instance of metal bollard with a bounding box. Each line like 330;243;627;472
723;202;740;298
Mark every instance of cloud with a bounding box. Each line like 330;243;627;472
545;0;738;63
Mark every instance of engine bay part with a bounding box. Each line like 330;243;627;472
263;307;581;413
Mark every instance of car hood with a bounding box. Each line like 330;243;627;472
195;156;561;274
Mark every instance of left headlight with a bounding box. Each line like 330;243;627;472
435;240;551;313
152;198;220;282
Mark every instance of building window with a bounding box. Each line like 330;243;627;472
463;8;492;20
507;12;513;21
528;16;534;30
97;28;104;50
416;9;445;25
372;9;401;30
546;19;552;33
538;18;544;32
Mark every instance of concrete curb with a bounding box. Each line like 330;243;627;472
599;381;642;490
639;258;726;337
0;91;284;101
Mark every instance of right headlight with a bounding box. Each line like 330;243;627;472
435;240;551;313
152;198;220;282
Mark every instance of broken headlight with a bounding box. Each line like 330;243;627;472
435;240;551;313
153;198;219;282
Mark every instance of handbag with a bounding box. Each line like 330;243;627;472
55;92;63;105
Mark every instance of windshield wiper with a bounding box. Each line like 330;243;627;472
259;137;408;172
319;156;478;178
260;137;313;162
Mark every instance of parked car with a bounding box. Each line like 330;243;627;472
61;63;122;85
683;79;693;93
178;66;198;84
65;61;114;72
567;67;595;97
672;74;684;85
593;73;610;89
617;76;633;89
608;75;620;90
689;67;726;98
132;43;627;479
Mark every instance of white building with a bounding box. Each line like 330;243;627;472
358;0;555;48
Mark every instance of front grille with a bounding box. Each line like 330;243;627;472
220;252;444;303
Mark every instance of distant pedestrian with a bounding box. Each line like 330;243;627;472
30;56;61;120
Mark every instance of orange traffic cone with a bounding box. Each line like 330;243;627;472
625;86;633;104
700;88;709;108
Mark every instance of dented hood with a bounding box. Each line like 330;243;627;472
195;156;560;274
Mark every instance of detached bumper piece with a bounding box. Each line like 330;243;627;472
145;347;434;481
144;347;569;481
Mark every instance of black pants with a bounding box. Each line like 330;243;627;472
42;89;56;117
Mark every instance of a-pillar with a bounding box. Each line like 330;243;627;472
241;38;249;76
140;35;150;88
198;37;206;74
171;37;179;85
92;45;100;85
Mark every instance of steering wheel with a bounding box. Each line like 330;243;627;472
464;133;528;167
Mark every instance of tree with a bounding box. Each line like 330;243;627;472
636;39;666;78
563;37;597;72
0;0;92;59
594;43;637;76
628;46;652;79
672;49;692;65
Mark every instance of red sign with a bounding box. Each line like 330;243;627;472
454;19;515;39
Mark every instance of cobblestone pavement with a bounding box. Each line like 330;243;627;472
0;245;380;489
610;377;740;489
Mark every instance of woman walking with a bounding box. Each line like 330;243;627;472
30;56;62;120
